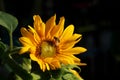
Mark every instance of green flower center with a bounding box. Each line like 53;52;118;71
40;41;56;58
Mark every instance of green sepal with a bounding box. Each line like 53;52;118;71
20;58;32;73
31;72;41;80
49;64;82;80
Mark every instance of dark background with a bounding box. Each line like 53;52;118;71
0;0;119;80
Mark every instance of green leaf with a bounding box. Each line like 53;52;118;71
62;73;73;80
3;52;33;80
50;69;62;80
0;41;6;52
20;58;31;73
49;64;82;80
15;74;23;80
0;11;18;33
31;73;41;80
0;41;8;58
65;64;81;71
62;73;80;80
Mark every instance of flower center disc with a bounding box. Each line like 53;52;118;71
40;41;56;58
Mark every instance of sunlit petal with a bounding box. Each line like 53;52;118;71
60;25;74;42
60;47;87;54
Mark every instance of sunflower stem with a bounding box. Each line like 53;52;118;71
9;31;13;51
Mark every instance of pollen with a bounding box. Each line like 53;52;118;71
40;41;56;58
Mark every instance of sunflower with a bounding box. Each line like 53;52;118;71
19;14;87;72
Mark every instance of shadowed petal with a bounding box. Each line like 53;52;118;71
19;46;30;54
45;14;56;38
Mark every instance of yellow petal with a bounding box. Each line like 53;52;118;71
52;60;61;68
45;14;56;38
70;33;82;41
77;62;87;66
33;15;43;24
70;69;84;80
57;55;74;64
19;37;34;46
50;17;65;37
38;23;45;38
30;54;38;61
45;58;61;69
59;34;82;50
38;60;43;71
33;15;43;32
60;41;76;50
49;64;56;70
70;55;80;61
50;25;59;37
42;63;46;72
44;58;53;64
21;27;33;38
60;25;74;42
60;47;87;54
60;58;74;64
45;58;60;69
28;26;41;44
45;63;50;71
57;17;65;37
33;15;45;38
70;55;87;66
19;46;30;54
20;27;36;44
30;54;43;70
29;47;36;54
